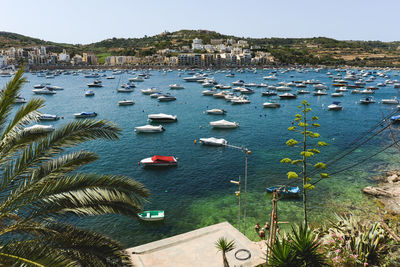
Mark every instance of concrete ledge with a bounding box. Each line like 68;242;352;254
127;221;266;267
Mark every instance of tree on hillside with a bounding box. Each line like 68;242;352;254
0;67;149;266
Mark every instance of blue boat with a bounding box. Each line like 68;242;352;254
390;115;400;123
266;186;300;196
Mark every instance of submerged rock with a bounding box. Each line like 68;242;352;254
363;170;400;215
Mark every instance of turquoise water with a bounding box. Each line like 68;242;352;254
2;68;400;247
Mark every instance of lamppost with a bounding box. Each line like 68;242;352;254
230;176;241;232
227;144;250;235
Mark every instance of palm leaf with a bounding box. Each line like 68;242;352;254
0;67;26;134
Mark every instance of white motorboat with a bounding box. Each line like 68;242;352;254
263;102;281;108
232;80;245;86
381;97;399;104
313;84;328;90
202;89;217;96
263;75;278;80
215;84;232;89
297;90;310;94
46;85;63;90
313;90;328;96
33;84;46;89
276;86;291;92
331;92;344;97
361;89;374;94
239;88;254;94
231;96;250;104
206;109;227;115
85;90;95;96
209;119;239;129
148;113;177;122
15;96;27;104
158;95;176;102
262;91;277;96
199;137;227;146
32;88;56;95
351;89;360;94
39;114;59;121
24;124;55;133
118;100;135;106
279;93;297;99
74;112;97;118
360;97;375;104
328;102;343;111
183;75;204;82
130;76;144;82
141;88;160;95
140;155;177;167
106;76;115;79
169;84;184;89
202;82;214;88
135;125;165;133
117;87;134;92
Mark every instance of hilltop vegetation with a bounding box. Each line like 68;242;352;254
1;30;400;66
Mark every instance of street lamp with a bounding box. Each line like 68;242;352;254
230;177;241;232
226;144;250;235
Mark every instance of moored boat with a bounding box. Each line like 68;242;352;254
139;155;177;167
135;125;165;133
199;137;227;146
206;109;227;115
39;114;59;121
148;113;177;122
209;119;239;129
137;210;165;221
266;186;300;196
74;112;97;118
118;100;135;106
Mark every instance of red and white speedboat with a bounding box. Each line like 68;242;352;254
139;155;178;167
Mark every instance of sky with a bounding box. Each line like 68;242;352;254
1;0;400;44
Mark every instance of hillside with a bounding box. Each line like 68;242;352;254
1;30;400;66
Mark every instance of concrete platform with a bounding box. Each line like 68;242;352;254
127;222;266;267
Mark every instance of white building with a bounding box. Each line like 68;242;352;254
40;46;46;56
192;38;203;50
58;49;70;62
0;55;6;68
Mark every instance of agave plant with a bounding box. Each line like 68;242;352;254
215;237;235;267
268;224;326;267
267;238;298;267
0;68;150;266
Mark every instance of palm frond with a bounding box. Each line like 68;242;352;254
0;119;121;193
0;67;26;135
0;240;77;267
3;222;132;267
1;174;149;219
1;97;44;140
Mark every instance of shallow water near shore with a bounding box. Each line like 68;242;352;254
2;68;400;247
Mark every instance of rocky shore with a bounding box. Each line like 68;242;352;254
363;170;400;214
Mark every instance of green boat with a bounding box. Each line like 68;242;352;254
137;210;165;221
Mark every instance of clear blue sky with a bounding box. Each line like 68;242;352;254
2;0;399;44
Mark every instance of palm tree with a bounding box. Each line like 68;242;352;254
0;67;150;266
215;237;235;267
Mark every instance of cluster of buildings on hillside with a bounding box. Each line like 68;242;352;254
0;46;98;68
105;38;274;67
0;38;274;68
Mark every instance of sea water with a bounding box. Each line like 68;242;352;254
1;68;399;247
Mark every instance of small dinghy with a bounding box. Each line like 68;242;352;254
266;186;300;196
199;137;227;146
137;210;165;221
